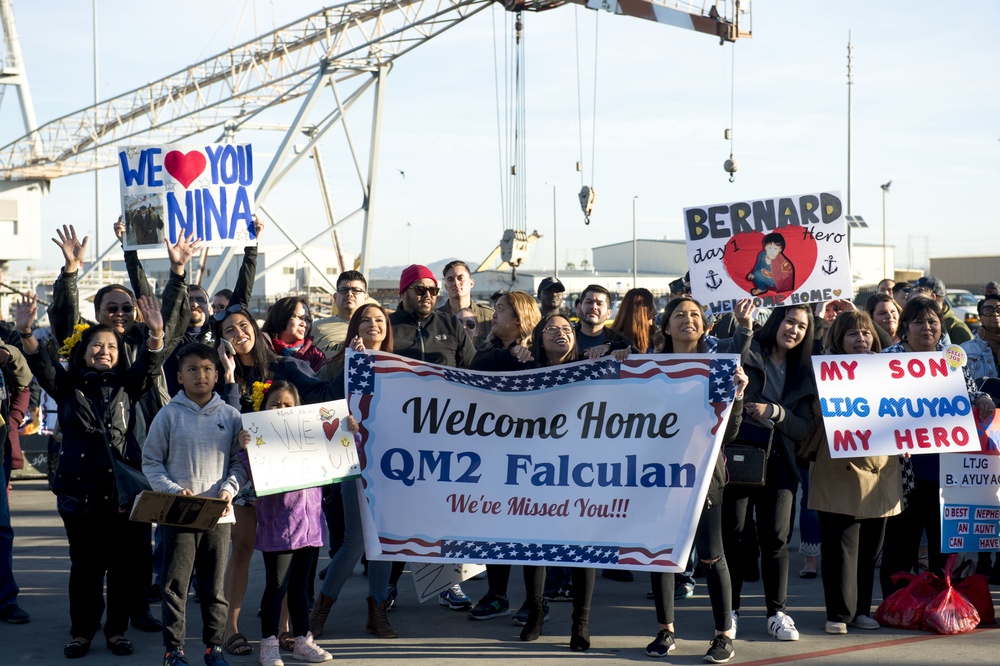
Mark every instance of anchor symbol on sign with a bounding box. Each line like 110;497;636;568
706;270;723;290
821;255;837;275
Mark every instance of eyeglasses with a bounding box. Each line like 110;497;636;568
409;285;440;297
336;287;366;296
543;325;574;336
102;304;134;315
461;319;477;331
213;303;246;322
982;306;1000;317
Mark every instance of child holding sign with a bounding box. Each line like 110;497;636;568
236;381;332;665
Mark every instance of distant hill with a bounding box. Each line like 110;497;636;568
368;258;459;280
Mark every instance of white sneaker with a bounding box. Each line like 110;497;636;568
293;633;332;663
729;610;739;639
825;621;847;634
767;612;800;641
259;636;284;666
848;615;880;630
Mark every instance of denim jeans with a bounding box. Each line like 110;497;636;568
319;481;390;603
0;450;20;613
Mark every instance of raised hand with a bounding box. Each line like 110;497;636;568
217;341;236;381
113;216;126;243
136;295;164;336
13;293;37;333
252;214;264;238
166;233;201;273
52;225;88;272
734;298;757;329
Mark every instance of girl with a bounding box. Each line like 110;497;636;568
309;303;397;639
610;288;656;353
261;297;325;373
235;381;331;665
865;293;901;347
722;305;818;643
646;296;751;663
809;311;900;635
17;293;165;659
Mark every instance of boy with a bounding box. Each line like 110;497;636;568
142;343;246;666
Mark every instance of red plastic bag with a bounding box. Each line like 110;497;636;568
951;559;995;625
874;571;944;630
921;556;981;634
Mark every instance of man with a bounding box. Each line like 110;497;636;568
891;281;910;310
985;281;1000;298
212;289;233;315
312;270;370;357
876;278;895;296
575;284;631;357
436;261;493;348
537;277;568;318
388;264;474;610
907;275;973;344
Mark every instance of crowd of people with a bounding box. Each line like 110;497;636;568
1;222;998;666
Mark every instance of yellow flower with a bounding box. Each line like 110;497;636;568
251;380;273;412
58;323;91;358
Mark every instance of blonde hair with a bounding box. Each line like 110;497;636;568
490;290;540;348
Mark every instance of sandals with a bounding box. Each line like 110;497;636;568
278;632;296;652
106;636;134;656
64;638;91;659
223;632;252;656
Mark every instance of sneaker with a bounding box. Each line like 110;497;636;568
543;586;574;602
848;615;880;630
767;612;800;641
511;600;550;626
385;584;398;611
204;645;230;666
0;604;30;624
438;584;472;610
675;583;695;600
164;649;189;666
729;610;739;639
258;636;283;666
703;635;735;663
468;593;511;620
645;629;676;658
825;621;847;635
292;633;332;663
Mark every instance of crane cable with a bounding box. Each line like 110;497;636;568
575;7;599;224
725;42;740;183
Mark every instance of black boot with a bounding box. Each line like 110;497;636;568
570;569;593;651
519;599;544;641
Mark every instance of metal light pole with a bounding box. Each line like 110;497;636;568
881;180;892;278
632;196;638;288
846;32;853;216
94;0;102;283
546;182;558;278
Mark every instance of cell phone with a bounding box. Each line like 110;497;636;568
222;339;235;357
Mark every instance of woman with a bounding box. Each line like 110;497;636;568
878;297;994;597
611;288;655;353
722;305;818;643
809;311;901;634
261;296;325;373
645;296;751;663
865;293;901;348
214;304;339;657
309;303;397;639
466;291;540;621
18;293;165;659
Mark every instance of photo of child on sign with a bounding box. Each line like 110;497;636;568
746;231;795;296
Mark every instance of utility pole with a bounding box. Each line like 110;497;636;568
846;32;854;216
881;180;892;278
632;196;638;288
546;183;558;278
93;0;101;283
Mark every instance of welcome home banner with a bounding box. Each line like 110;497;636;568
812;352;979;458
684;190;852;314
346;351;739;573
117;144;256;250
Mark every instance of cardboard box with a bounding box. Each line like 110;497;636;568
130;491;229;530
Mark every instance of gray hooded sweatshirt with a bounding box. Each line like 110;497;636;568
142;390;247;523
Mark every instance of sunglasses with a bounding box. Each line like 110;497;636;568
103;304;134;315
409;285;440;297
290;313;313;325
982;306;1000;317
461;319;477;331
213;303;246;322
336;287;366;296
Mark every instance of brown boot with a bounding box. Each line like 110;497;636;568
309;593;334;638
366;596;398;638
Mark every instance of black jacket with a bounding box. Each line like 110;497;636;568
389;307;475;368
27;339;165;498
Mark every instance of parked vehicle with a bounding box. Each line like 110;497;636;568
946;289;982;331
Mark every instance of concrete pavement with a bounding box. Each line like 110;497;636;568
3;479;998;664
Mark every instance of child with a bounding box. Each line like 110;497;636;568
142;343;247;666
234;380;331;665
747;231;795;296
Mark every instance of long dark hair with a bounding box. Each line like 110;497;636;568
530;313;578;367
212;307;278;393
657;296;708;353
69;324;123;375
611;288;654;353
757;305;815;396
261;296;312;341
332;303;395;366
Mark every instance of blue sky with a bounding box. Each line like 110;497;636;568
2;0;998;274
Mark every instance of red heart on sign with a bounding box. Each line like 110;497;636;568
322;422;336;441
721;229;818;298
164;150;207;189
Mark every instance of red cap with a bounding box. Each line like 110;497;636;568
399;264;438;294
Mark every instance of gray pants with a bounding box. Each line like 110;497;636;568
160;524;231;649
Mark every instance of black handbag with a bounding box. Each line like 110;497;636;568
91;399;151;507
725;421;774;487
